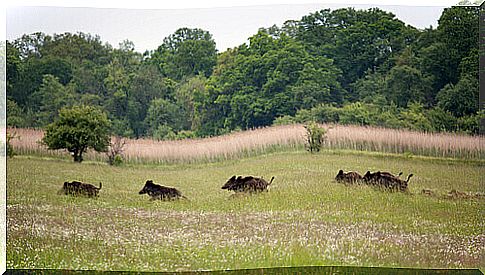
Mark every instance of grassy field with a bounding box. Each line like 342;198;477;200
6;150;484;271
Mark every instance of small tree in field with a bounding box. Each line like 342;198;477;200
6;132;18;158
42;105;111;162
106;136;126;166
304;122;327;153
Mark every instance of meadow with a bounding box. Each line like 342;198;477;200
6;148;484;271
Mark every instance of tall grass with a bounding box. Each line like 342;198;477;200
325;124;484;159
8;124;484;163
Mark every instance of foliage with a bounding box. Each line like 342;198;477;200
175;75;207;131
304;122;326;153
7;99;25;127
31;74;76;126
6;41;22;92
425;107;457;133
436;75;478;117
5;6;480;138
398;102;433;132
295;8;419;90
273;115;297;126
384;65;430;107
106;136;126;166
437;6;479;81
6;132;18;158
145;98;184;137
149;28;217;80
174;130;197;140
352;71;386;102
42;105;111;162
152;125;177;141
456;110;484;135
339;102;371;125
195;30;342;135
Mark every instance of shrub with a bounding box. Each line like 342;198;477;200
175;130;197;140
457;111;483;134
106;136;126;166
6;132;17;158
304;122;327;153
309;104;340;123
339;102;371;125
426;107;457;132
273;115;297;126
152;125;176;140
112;154;123;166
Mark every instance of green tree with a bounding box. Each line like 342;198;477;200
339;102;371;125
104;57;130;118
457;110;483;134
437;6;479;69
458;47;478;79
40;32;112;65
112;40;142;71
197;31;342;134
6;99;25;127
31;74;76;126
9;56;73;108
13;32;47;59
175;75;207;130
384;65;431;107
308;104;341;123
71;60;108;97
150;28;217;80
126;64;174;137
426;107;457;132
399;102;433;131
436;75;478;117
351;71;386;102
145;98;184;137
42;105;111;162
433;6;479;87
6;41;22;93
418;42;453;94
295;8;418;90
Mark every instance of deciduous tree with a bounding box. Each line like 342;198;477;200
42;105;111;162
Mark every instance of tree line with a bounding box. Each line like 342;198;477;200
6;6;481;139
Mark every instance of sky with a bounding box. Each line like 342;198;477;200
5;0;460;53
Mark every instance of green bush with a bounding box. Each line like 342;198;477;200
273;115;297;126
175;130;197;140
426;107;457;132
457;111;483;134
112;154;123;166
309;104;340;123
6;133;17;158
339;102;371;125
152;125;176;140
304;122;327;153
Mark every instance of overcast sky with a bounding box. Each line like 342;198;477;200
6;1;459;53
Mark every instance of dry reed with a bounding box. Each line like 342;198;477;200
7;124;484;163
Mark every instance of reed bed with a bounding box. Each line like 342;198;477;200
324;124;484;159
7;124;484;163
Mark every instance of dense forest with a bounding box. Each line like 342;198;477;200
6;6;481;139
